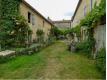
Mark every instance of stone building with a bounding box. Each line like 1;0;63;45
71;0;101;27
52;20;71;30
20;0;54;42
71;0;105;53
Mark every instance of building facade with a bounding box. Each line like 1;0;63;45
72;0;101;27
71;0;106;53
20;0;54;42
52;20;71;30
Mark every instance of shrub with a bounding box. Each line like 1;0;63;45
0;43;43;63
0;0;21;49
51;27;64;39
75;41;91;53
12;15;32;46
69;0;105;58
96;48;106;76
45;36;56;46
0;56;10;63
15;44;42;56
29;44;41;52
36;29;44;43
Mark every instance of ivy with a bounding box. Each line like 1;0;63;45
0;0;31;49
83;0;105;54
72;25;81;37
80;0;106;28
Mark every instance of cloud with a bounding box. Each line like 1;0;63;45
25;0;79;20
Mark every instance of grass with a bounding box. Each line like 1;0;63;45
0;41;105;79
58;51;103;79
0;53;46;79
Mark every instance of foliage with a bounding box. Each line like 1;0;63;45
75;41;89;53
36;29;44;36
96;48;106;76
0;0;21;43
71;25;81;38
0;42;104;79
51;27;64;39
51;26;79;40
0;0;31;49
72;0;106;56
44;27;56;45
0;44;42;63
12;15;32;46
0;56;14;64
45;36;56;46
36;29;44;43
75;38;95;53
80;0;106;28
15;44;42;56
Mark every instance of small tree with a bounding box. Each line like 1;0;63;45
36;29;44;43
12;15;32;47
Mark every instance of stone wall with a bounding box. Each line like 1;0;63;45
20;2;53;42
94;24;106;52
53;20;71;29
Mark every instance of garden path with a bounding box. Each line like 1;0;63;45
0;41;103;79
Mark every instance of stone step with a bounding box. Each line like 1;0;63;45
0;50;15;57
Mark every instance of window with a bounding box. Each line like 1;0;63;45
28;12;36;25
28;12;31;23
84;5;87;16
32;15;35;25
90;0;93;11
43;21;45;27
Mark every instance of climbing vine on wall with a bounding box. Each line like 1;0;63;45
0;0;31;49
71;0;106;55
79;0;106;54
80;0;106;28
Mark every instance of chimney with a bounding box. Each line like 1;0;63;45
47;17;52;22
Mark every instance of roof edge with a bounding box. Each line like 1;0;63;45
21;0;54;26
52;20;71;23
71;0;82;21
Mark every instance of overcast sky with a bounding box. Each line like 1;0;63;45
25;0;79;21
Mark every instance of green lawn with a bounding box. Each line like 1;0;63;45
0;41;104;79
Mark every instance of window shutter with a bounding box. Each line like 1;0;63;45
32;15;35;25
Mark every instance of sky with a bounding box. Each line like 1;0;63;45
25;0;79;21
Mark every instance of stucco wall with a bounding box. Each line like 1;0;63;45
20;2;52;41
94;24;106;52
